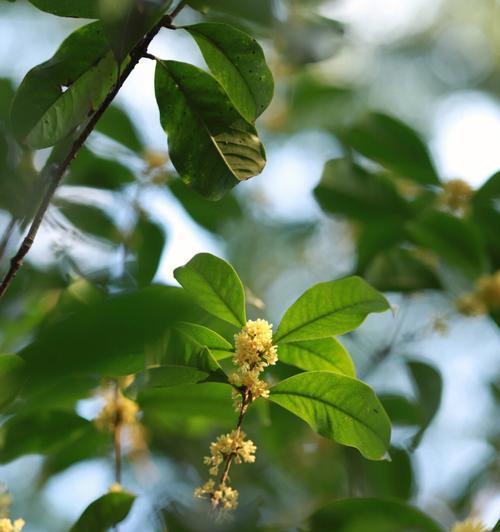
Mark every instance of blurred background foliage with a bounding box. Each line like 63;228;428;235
0;0;499;530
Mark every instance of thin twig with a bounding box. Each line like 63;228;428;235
0;1;186;299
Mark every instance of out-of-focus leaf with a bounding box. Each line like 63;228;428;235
0;78;15;122
185;22;273;122
19;286;201;378
278;337;355;376
57;200;118;241
341;112;441;186
274;276;389;344
307;498;443;531
95;105;143;153
0;354;26;410
140;366;209;388
314;159;412;223
186;0;274;27
379;394;422;427
65;147;135;189
174;253;246;327
407;211;487;278
169;178;242;233
99;0;171;61
155;60;266;199
364;248;442;292
28;0;99;18
356;224;406;273
70;492;136;532
408;360;442;448
0;411;90;463
11;22;118;149
130;216;166;287
269;371;391;460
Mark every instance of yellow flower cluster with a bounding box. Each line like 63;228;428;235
0;519;25;532
441;178;474;212
95;389;139;433
194;429;256;510
450;518;487;532
229;319;278;408
457;271;500;316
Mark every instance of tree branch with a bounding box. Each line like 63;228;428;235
0;1;186;299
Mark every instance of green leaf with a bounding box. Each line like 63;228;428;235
269;371;391;460
379;394;423;427
185;22;273;122
99;0;171;61
171;321;233;361
11;22;119;149
341;112;441;185
95;105;143;153
154;60;266;199
169;178;242;233
356;223;406;273
70;492;136;532
28;0;99;18
364;248;442;292
314;159;412;223
0;354;26;410
57;200;118;241
186;0;274;27
141;365;210;388
65;147;135;189
278;338;355;377
408;360;442;448
407;211;487;278
131;216;166;287
0;411;90;463
174;253;246;327
307;498;443;532
274;276;390;344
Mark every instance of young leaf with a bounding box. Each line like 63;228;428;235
11;22;118;149
341;112;441;185
269;371;391;460
307;498;443;532
174;253;246;327
70;492;136;532
28;0;99;18
185;22;274;122
172;322;234;360
154;60;266;199
278;337;355;376
0;354;26;410
274;276;390;344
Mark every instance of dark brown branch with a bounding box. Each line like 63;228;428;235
0;1;186;299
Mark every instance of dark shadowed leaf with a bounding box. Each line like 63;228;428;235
0;354;26;410
131;216;166;287
28;0;99;17
155;60;266;199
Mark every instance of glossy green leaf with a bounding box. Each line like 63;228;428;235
185;22;273;122
28;0;99;18
364;248;441;292
407;211;487;278
70;492;136;532
11;22;118;149
171;321;233;361
278;337;355;376
0;411;90;463
341;112;441;185
308;498;443;532
274;276;390;344
154;60;266;199
0;354;26;410
95;105;143;152
174;253;246;327
169;178;242;233
314;159;412;223
269;371;391;460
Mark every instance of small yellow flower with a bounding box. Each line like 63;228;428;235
456;293;488;317
476;271;500;309
450;518;487;532
143;150;168;170
0;518;25;532
441;178;474;212
108;483;122;493
95;390;139;432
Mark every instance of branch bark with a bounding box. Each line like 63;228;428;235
0;2;185;299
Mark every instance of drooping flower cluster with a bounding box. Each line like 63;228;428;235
194;319;277;511
440;178;473;212
229;319;278;408
450;518;488;532
457;271;500;317
95;389;139;433
194;429;256;510
0;519;25;532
